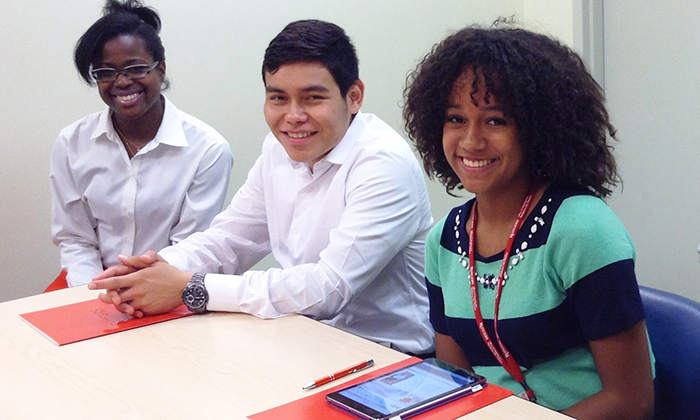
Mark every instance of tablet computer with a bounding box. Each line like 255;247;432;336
326;358;486;420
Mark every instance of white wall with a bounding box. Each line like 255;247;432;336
0;0;578;302
603;1;700;301
523;0;575;45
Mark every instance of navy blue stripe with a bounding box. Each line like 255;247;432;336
428;261;644;368
440;301;586;368
427;279;448;333
566;258;645;340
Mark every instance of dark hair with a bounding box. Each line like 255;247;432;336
262;19;359;97
74;0;166;87
403;25;619;198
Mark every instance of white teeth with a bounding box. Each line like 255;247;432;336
116;93;139;101
462;158;495;168
287;132;311;139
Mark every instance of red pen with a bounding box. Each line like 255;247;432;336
302;359;374;390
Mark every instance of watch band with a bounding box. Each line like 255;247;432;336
190;272;206;284
182;272;209;313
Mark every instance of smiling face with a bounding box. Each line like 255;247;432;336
96;34;165;125
263;62;363;170
442;69;529;200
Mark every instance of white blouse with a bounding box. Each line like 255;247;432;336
51;96;233;286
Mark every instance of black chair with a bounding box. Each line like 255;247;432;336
639;286;700;419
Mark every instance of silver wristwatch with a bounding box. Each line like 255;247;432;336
182;273;208;313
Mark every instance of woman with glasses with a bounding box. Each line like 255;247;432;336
403;25;654;418
50;0;233;287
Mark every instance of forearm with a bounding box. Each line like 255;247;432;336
435;332;472;371
205;262;351;319
564;322;654;420
563;389;653;420
161;224;270;275
58;242;104;286
51;159;103;286
163;157;271;273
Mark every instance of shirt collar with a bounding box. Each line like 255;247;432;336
90;95;189;148
321;111;366;165
285;111;366;172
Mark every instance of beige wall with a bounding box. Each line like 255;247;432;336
603;1;700;301
0;0;577;302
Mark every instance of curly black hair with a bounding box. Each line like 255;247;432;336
403;25;619;198
74;0;166;87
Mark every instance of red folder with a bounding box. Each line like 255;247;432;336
20;298;193;345
247;357;514;420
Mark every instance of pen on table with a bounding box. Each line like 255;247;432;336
302;359;374;390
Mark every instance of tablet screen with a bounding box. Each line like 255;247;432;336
326;358;486;420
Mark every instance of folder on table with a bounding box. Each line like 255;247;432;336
20;298;192;346
247;357;514;420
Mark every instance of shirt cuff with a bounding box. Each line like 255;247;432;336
204;273;244;312
66;264;103;287
159;247;186;270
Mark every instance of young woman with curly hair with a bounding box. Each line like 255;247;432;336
404;26;654;419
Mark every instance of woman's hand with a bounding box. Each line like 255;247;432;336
435;331;473;371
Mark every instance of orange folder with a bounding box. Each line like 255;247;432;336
20;298;193;345
247;357;514;420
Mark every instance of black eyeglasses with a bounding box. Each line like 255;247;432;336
90;61;160;83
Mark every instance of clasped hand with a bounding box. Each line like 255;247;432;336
88;250;192;318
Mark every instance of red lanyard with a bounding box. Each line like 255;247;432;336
468;190;537;402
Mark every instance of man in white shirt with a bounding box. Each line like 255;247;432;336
90;19;434;355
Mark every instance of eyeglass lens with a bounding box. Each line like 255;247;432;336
92;62;158;82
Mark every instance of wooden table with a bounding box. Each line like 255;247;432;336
0;287;567;419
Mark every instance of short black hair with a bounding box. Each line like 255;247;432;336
404;25;619;198
74;0;166;86
262;19;359;97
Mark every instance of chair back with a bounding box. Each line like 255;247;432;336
639;286;700;419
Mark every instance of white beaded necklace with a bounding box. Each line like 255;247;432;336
454;197;552;289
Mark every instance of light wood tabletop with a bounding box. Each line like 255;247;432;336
0;286;568;419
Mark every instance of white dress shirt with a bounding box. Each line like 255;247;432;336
160;112;434;354
51;96;233;287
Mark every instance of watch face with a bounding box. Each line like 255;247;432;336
184;284;207;310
